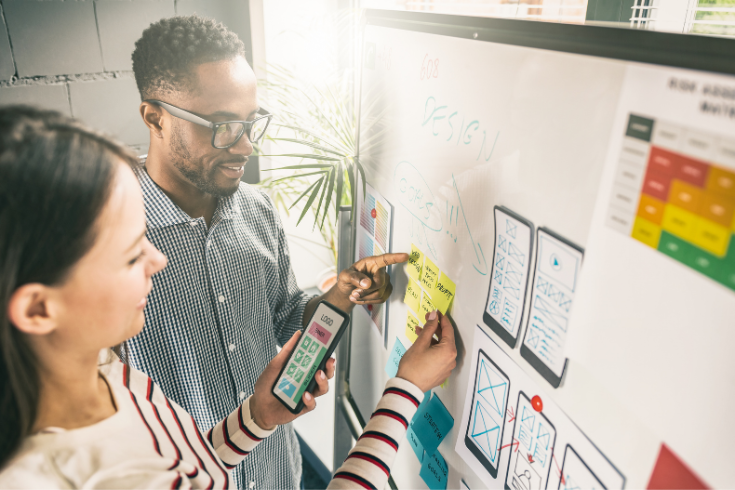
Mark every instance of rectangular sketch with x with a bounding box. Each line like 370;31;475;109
483;207;535;349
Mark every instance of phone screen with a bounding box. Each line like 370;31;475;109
465;349;510;478
505;391;557;490
273;303;343;410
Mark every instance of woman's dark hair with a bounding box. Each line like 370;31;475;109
0;106;138;468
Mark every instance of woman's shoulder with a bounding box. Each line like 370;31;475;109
0;449;65;489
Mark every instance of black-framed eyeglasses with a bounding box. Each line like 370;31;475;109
146;99;272;149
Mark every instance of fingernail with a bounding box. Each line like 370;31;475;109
360;279;370;287
428;310;437;320
304;392;313;401
319;371;326;380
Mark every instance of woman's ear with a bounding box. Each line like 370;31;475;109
7;284;58;336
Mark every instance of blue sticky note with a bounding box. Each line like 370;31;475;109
406;426;424;461
420;449;448;490
384;338;407;378
412;394;454;456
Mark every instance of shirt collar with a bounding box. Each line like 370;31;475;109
134;159;240;229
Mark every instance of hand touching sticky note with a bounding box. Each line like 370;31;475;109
404;278;421;313
406;311;420;343
421;257;440;294
407;244;424;281
419;292;435;323
433;272;456;314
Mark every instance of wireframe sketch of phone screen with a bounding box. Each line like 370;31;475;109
465;350;510;477
506;392;557;490
273;304;340;409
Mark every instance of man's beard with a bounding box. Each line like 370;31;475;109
169;123;241;198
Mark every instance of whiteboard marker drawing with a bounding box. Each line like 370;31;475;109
521;228;584;388
483;206;535;348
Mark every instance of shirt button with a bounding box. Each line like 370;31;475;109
248;482;255;489
228;344;236;351
239;392;246;400
218;295;225;303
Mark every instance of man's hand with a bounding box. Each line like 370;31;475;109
396;310;457;392
321;252;409;312
250;330;336;430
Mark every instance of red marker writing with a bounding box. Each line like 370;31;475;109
371;208;377;218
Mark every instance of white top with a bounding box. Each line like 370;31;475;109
0;360;424;490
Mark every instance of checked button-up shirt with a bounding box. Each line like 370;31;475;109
124;163;312;489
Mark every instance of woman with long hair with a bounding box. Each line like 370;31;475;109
0;106;457;489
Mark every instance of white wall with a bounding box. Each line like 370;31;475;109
261;0;348;470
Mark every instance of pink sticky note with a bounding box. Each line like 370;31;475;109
308;322;332;345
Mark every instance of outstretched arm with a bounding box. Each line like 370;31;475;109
206;330;335;468
329;311;457;489
303;252;410;325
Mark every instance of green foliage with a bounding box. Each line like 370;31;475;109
255;64;364;265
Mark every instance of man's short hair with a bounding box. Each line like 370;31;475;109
132;15;246;100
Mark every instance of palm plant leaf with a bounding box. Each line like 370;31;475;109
296;177;324;226
290;177;322;212
334;160;344;222
321;164;337;229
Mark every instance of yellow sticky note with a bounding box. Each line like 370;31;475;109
420;257;440;294
404;278;421;313
433;272;456;314
419;291;435;323
407;244;424;281
406;311;419;343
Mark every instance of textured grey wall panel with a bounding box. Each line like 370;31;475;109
3;1;103;77
69;78;149;147
97;0;175;72
0;84;71;116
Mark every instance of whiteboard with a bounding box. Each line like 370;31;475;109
348;11;735;490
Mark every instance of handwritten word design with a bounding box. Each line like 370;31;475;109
421;96;500;162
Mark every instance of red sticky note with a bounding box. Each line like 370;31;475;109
647;444;708;489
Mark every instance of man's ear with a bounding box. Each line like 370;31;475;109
140;102;165;139
7;283;58;336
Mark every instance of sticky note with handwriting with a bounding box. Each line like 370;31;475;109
384;338;406;378
420;449;448;490
419;292;436;323
407;244;424;281
404;278;421;313
407;426;424;462
433;272;456;314
421;257;440;294
406;311;419;343
412;394;454;456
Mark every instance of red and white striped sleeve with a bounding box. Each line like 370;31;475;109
205;396;276;470
329;378;424;489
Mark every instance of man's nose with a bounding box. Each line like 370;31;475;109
228;130;254;156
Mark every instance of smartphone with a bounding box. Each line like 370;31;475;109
505;391;557;490
272;300;350;413
464;349;510;478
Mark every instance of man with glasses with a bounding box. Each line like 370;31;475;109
126;15;407;489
